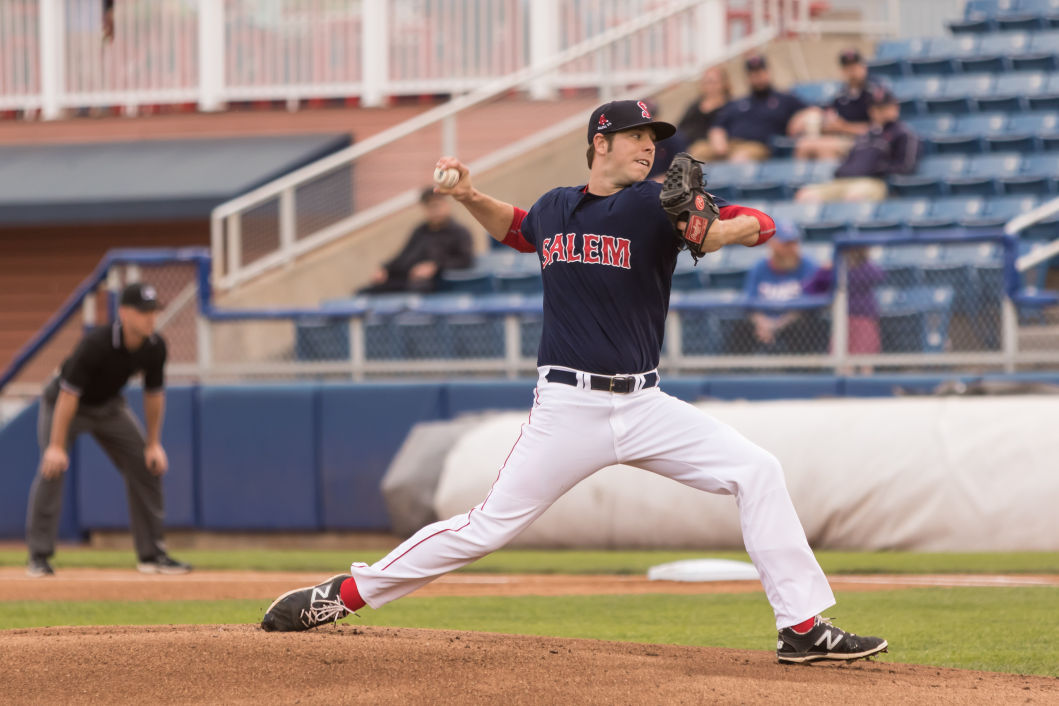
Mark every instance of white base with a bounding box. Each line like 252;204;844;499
646;558;760;582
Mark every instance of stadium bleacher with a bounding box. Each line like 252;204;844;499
292;0;1059;365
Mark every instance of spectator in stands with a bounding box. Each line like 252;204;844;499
803;246;886;373
795;86;920;203
730;221;826;354
103;0;115;42
707;54;812;162
644;99;691;181
361;187;474;293
25;283;191;578
795;48;878;161
676;65;733;161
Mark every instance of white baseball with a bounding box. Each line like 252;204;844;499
433;167;460;189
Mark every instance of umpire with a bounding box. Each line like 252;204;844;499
25;282;191;577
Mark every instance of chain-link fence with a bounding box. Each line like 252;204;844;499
7;240;1058;395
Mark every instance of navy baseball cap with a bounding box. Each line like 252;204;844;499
868;85;898;106
745;54;768;71
588;100;676;143
839;48;863;66
774;220;802;243
120;282;161;311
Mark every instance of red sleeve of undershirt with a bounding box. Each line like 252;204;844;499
719;204;776;246
500;207;536;253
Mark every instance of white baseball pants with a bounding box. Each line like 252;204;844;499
350;367;836;629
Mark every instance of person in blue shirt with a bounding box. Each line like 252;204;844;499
730;221;826;354
708;54;811;162
795;48;879;161
260;100;888;667
796;86;920;203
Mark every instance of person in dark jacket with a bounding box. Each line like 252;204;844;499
361;187;474;293
796;86;920;203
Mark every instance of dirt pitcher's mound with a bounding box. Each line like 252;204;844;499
1;625;1055;705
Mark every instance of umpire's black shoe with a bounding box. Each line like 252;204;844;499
261;574;353;632
777;617;888;664
137;554;192;575
26;556;55;577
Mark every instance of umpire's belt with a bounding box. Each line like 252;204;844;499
545;369;658;394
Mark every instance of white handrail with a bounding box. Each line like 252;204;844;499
212;0;789;289
211;0;713;220
1007;195;1059;272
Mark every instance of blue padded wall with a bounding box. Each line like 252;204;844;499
0;399;80;541
198;385;319;529
656;377;710;403
75;386;196;529
318;382;445;529
446;380;537;417
707;376;842;400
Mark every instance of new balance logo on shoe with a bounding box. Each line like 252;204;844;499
777;617;887;665
814;628;843;651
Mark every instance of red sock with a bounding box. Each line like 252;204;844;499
340;577;366;612
791;616;816;634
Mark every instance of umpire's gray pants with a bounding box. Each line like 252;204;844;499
26;394;166;562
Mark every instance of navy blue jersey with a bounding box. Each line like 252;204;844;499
714;89;806;145
835;119;920;178
830;81;878;124
517;181;732;375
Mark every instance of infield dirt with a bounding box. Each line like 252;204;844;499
2;570;1058;704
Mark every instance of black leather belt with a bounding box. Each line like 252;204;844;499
545;369;658;394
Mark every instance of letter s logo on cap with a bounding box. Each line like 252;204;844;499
638;101;651;118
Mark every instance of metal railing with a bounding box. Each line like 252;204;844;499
4;234;1058;397
208;0;750;291
3;0;826;116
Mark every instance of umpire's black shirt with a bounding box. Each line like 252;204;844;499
46;322;167;406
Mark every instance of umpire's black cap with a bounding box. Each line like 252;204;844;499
588;100;676;143
120;282;161;312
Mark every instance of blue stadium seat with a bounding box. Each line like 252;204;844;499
705;246;764;291
981;72;1050;112
908;196;986;231
790;81;841;107
905;115;958;149
437;267;496;294
1011;153;1059;194
891;76;944;116
362;294;420;359
962;33;1032;73
705;162;758;190
672;252;704;290
742;160;814;200
857;198;930;233
996;0;1050;30
874;38;930;61
948;152;1022;196
926;113;1002;154
670;289;747;355
803;201;876;240
929;74;995;114
907;36;979;75
999;112;1059;154
767;200;825;228
876;286;955;353
801;242;833;264
807;160;839;182
982;195;1039;224
889;154;968;197
942;240;1007;308
1025;74;1059;110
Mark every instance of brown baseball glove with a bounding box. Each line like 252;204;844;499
659;152;719;261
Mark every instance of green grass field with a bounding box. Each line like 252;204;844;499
2;547;1057;677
